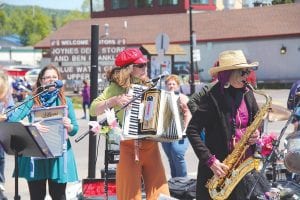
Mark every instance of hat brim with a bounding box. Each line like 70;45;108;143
133;56;148;64
209;62;259;76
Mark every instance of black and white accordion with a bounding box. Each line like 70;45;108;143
122;84;184;142
30;105;67;157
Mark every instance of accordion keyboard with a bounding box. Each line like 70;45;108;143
123;85;145;136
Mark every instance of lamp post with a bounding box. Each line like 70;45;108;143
189;0;195;95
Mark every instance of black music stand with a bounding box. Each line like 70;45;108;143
0;122;51;200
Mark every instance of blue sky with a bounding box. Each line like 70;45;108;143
2;0;86;10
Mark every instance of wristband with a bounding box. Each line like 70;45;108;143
206;155;217;167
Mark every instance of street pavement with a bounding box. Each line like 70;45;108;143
3;89;295;199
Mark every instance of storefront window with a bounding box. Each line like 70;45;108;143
111;0;129;9
192;0;209;4
91;0;104;12
158;0;179;5
135;0;154;8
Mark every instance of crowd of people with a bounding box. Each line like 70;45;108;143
0;47;298;200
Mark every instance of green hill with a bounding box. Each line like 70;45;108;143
0;3;89;45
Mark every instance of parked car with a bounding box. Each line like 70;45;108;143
173;61;200;84
3;65;37;78
24;68;41;86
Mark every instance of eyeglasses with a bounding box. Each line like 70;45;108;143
239;69;251;77
42;75;58;80
133;63;147;68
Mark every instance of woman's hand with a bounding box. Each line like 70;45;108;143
248;129;260;145
115;94;133;107
210;159;229;178
0;114;7;122
63;117;73;133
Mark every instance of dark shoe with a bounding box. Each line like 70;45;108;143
0;190;7;200
81;116;86;119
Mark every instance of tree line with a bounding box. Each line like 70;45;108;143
0;4;89;46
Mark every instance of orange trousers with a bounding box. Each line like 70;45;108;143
116;140;170;200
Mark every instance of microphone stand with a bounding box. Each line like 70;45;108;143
75;80;160;199
246;100;300;200
4;88;50;115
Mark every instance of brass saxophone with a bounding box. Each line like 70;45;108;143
206;83;272;200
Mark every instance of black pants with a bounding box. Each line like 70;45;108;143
27;179;66;200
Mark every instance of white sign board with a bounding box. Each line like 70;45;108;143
193;49;201;61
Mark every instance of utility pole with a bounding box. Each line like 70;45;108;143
88;25;99;178
189;0;195;95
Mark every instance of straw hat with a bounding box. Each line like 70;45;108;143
209;50;259;76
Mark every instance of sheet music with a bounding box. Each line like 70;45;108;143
30;106;67;157
41;119;65;157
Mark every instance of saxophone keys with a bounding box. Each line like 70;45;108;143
231;169;238;177
210;189;218;198
220;189;225;196
225;178;232;185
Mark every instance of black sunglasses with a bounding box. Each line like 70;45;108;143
239;69;251;76
133;63;147;68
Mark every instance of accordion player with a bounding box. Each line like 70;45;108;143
122;84;185;142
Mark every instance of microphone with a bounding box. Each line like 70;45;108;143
42;80;63;90
75;115;107;143
148;71;169;83
18;84;32;93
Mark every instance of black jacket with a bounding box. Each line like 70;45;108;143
186;81;259;199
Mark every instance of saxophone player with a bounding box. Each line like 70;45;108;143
186;50;270;200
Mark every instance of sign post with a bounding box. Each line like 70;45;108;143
155;33;170;88
88;25;99;178
155;33;170;54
